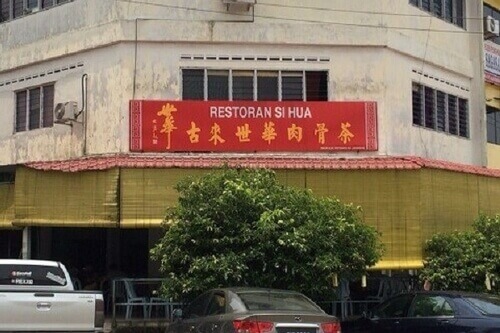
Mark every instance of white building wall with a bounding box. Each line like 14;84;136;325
0;0;486;165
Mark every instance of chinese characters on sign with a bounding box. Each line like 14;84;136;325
130;101;378;152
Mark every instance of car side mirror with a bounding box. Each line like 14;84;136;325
172;308;183;321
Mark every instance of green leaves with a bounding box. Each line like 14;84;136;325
151;167;383;301
420;214;500;294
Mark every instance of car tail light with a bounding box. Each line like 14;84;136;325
233;320;274;333
94;295;105;329
321;322;341;333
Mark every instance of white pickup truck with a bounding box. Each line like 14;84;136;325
0;259;105;332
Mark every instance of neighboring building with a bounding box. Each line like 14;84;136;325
0;0;496;284
485;0;500;166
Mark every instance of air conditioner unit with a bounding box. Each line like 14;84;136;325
54;101;78;122
484;16;500;38
24;6;40;14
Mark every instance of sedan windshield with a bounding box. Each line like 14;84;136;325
464;295;500;316
236;291;321;312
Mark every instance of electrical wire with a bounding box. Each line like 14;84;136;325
116;0;486;34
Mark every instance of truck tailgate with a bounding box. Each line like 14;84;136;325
0;291;97;331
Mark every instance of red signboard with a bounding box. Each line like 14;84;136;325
130;100;378;152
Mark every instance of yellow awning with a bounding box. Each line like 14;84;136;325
13;167;119;228
370;260;424;270
0;183;16;229
120;168;205;228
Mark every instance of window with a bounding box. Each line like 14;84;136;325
487;106;500;144
373;294;414;318
184;291;211;319
0;264;68;286
206;292;226;316
484;4;500;45
15;84;54;132
0;0;70;22
412;82;468;138
410;295;454;317
257;71;278;101
207;70;229;101
409;0;465;28
182;69;328;102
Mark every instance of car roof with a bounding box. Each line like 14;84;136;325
0;259;61;267
411;290;499;298
216;287;305;295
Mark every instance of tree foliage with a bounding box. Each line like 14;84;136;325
151;168;383;300
420;214;500;293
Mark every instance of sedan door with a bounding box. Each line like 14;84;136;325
403;295;457;333
173;292;212;333
363;294;415;333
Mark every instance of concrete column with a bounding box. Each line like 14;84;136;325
21;227;31;259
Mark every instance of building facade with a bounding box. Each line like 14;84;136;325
0;0;497;285
485;0;500;166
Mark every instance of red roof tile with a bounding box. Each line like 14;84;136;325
23;154;500;178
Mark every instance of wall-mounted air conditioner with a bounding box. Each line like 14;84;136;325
54;101;78;123
484;16;500;38
24;6;40;14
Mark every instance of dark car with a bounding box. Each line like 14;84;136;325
341;291;500;333
167;287;341;333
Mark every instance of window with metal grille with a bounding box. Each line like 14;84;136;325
448;95;458;135
15;84;54;132
412;83;423;126
182;69;328;102
207;70;229;101
436;91;446;131
458;98;468;138
411;81;468;138
409;0;465;28
233;71;254;101
182;69;204;100
0;0;70;22
424;86;435;129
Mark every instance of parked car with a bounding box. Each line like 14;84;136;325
167;287;341;333
341;290;500;333
0;259;104;332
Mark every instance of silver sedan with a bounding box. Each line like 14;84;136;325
168;288;341;333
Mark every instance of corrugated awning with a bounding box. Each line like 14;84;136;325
13;167;119;228
0;183;16;229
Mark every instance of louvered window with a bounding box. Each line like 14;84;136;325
409;0;465;28
207;70;229;101
448;95;458;135
0;0;72;23
411;81;468;138
182;69;328;102
424;87;435;129
458;98;468;138
412;83;423;126
436;91;446;131
15;84;55;132
233;71;254;101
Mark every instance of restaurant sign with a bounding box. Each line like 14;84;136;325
130;100;378;152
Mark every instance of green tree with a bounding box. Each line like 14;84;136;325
151;168;383;300
420;215;500;293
